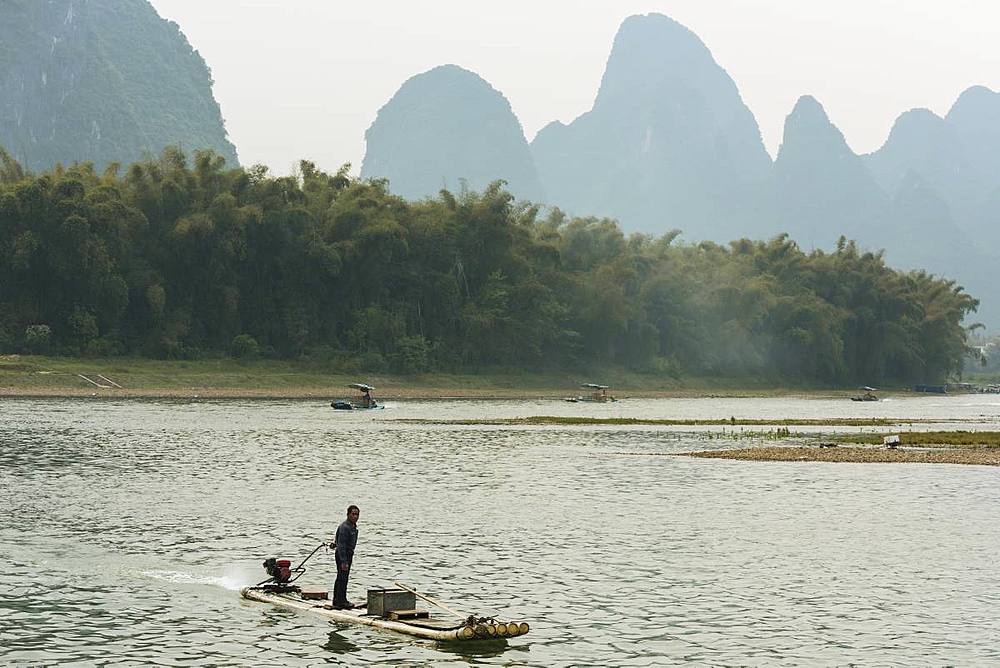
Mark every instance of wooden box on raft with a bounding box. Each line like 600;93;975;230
300;589;328;600
367;588;416;617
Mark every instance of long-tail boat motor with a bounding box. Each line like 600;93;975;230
256;542;329;594
264;558;293;583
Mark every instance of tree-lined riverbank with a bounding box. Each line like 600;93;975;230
0;149;978;386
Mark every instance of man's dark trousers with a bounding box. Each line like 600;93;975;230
333;553;350;605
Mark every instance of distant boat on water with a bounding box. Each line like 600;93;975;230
331;383;383;410
851;386;879;402
564;383;617;403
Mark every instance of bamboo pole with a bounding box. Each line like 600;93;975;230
77;374;105;388
392;581;465;620
96;374;123;389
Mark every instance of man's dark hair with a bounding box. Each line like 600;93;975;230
347;504;359;515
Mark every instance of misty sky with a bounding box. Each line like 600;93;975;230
149;0;1000;174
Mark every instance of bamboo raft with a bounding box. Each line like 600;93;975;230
240;586;530;642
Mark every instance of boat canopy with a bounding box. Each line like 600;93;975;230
349;383;375;392
581;383;609;389
859;386;877;392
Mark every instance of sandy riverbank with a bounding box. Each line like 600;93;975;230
0;388;858;400
0;354;859;400
0;386;583;400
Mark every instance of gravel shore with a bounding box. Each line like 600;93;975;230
684;446;1000;466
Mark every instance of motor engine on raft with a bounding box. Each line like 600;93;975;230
259;557;300;593
249;541;329;594
263;558;292;583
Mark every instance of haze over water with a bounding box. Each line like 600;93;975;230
3;396;1000;665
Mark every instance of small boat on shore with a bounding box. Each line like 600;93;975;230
564;383;616;403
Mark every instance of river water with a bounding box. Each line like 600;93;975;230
2;395;999;666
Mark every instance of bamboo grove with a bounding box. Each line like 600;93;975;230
0;147;979;384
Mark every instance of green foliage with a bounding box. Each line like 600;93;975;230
0;148;979;384
68;307;99;349
24;325;52;354
230;334;260;360
392;335;431;374
0;325;13;353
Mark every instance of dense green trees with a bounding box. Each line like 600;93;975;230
0;148;979;384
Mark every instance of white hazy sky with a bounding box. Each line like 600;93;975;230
148;0;1000;175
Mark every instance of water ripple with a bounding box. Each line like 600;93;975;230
2;397;999;665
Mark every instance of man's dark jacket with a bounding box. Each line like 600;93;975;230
335;520;358;566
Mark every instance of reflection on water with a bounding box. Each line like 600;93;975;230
1;396;999;666
434;638;520;662
323;629;360;655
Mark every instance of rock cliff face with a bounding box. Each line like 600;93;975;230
530;13;772;238
0;0;237;171
361;65;543;202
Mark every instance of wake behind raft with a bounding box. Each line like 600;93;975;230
241;542;529;642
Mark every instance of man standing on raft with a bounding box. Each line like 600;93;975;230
332;504;360;609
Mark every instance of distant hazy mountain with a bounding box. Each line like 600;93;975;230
360;13;998;324
889;173;997;326
775;95;994;318
866;109;969;205
939;86;1000;246
861;86;1000;318
946;86;1000;202
774;95;890;249
361;64;543;202
0;0;237;172
867;86;1000;238
530;13;772;239
977;187;1000;248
